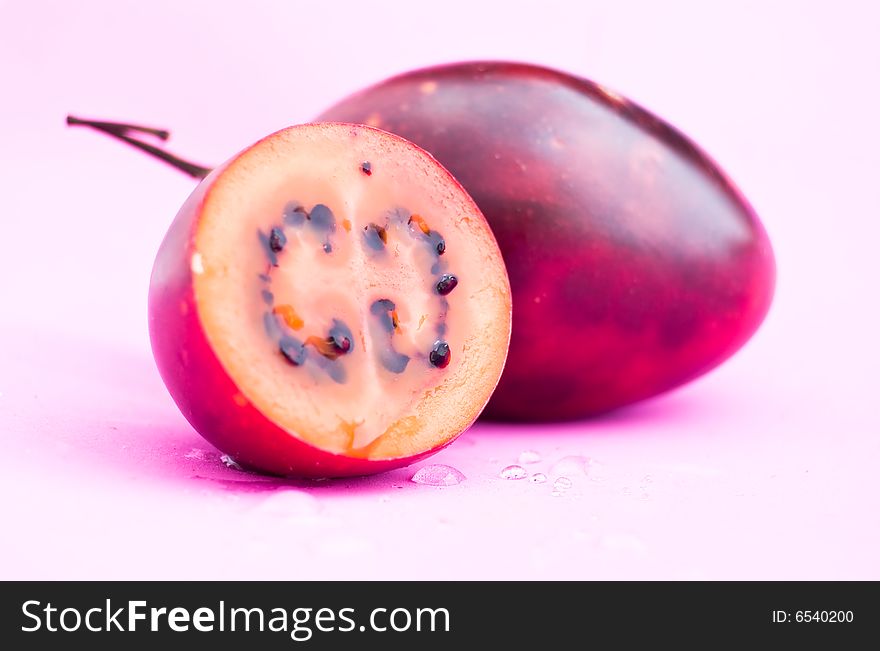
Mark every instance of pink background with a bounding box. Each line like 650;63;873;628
1;1;878;579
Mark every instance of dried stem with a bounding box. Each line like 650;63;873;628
66;115;212;179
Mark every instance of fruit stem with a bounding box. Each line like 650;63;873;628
66;115;212;179
66;116;171;141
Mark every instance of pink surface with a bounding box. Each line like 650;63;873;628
1;1;878;579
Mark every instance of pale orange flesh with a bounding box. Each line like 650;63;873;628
191;124;511;459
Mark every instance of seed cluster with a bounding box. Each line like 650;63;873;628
256;193;459;383
257;203;351;383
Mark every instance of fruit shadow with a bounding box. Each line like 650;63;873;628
94;420;417;498
98;418;412;497
472;386;727;438
13;329;415;498
102;417;417;498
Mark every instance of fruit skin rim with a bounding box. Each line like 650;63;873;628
147;122;511;478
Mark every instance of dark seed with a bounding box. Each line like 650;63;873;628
279;336;306;366
261;289;274;305
361;161;372;175
323;242;332;254
435;274;458;295
424;230;446;256
436;322;447;336
258;273;271;283
329;319;354;355
308;204;336;232
268;227;287;253
429;341;451;368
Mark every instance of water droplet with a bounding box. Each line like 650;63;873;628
220;454;243;470
549;455;590;477
553;476;573;491
190;252;204;275
499;465;527;480
528;472;547;484
411;464;466;486
517;450;542;464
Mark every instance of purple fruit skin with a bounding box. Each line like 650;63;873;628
318;62;775;421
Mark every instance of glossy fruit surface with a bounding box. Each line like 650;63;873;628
149;123;511;476
319;62;776;420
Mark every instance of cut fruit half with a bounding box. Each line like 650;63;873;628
149;123;512;478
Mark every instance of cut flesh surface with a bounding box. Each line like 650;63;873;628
189;123;511;461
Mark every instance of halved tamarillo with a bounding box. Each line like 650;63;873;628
149;123;511;477
317;62;776;421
